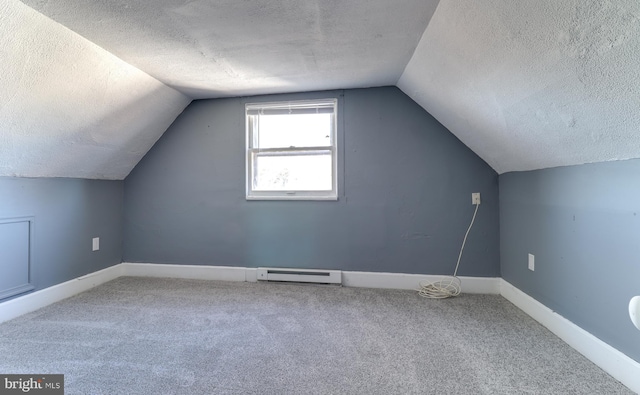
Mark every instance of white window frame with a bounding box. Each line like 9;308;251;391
245;98;338;201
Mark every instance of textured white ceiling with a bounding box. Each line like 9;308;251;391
398;0;640;174
21;0;439;99
1;0;190;179
5;0;640;179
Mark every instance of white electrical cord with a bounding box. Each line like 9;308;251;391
418;202;480;299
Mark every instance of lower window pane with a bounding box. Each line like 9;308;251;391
254;153;332;191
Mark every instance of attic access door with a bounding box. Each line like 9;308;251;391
0;217;35;300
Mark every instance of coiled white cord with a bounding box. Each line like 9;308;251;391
418;202;480;299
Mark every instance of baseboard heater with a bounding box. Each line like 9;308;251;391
256;268;342;285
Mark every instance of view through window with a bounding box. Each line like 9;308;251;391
246;99;337;200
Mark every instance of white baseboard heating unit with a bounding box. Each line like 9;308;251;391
256;268;342;285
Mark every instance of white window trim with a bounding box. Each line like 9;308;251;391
245;99;338;201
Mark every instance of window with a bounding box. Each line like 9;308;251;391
246;99;338;200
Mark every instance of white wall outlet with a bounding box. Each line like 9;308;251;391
472;192;481;205
92;237;100;251
528;253;535;271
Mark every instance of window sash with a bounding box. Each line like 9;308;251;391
250;151;333;192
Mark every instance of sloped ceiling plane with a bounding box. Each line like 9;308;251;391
2;0;639;179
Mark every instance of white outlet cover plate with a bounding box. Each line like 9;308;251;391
92;237;100;251
528;253;535;271
472;193;481;205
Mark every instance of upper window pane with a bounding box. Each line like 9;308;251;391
257;114;332;149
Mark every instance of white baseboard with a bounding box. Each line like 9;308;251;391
119;263;501;293
500;279;640;394
120;263;500;293
342;271;501;294
0;264;122;324
121;262;253;282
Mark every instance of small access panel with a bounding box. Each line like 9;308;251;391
0;217;35;300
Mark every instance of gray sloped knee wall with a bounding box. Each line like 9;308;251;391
500;161;640;363
0;177;123;301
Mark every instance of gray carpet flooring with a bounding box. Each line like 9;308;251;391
0;277;632;394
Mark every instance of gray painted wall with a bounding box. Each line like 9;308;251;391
0;177;123;300
124;87;499;276
500;160;640;362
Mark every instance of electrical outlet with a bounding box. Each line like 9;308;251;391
472;192;481;205
92;237;100;252
528;253;535;271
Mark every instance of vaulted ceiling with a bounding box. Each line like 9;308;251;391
2;0;640;179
